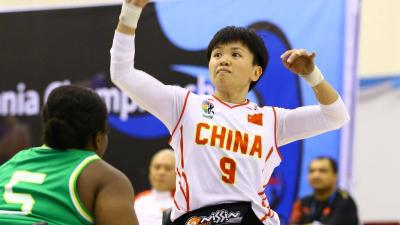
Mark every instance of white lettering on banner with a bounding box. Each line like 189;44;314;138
120;93;138;121
0;82;40;116
96;87;121;113
24;90;40;116
0;75;208;119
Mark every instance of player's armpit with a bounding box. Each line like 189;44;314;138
93;163;139;225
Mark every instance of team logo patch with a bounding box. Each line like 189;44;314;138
201;99;215;119
185;209;242;225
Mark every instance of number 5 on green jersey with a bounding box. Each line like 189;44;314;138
2;171;46;215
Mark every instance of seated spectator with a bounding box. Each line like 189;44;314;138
290;156;359;225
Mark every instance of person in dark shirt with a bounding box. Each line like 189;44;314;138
290;157;359;225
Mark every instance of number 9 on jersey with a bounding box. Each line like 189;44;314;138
220;157;236;184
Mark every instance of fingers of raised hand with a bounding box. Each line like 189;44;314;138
281;49;308;64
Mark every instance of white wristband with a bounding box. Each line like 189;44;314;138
119;2;142;29
299;66;325;87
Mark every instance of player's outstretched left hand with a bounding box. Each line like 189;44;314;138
281;49;316;75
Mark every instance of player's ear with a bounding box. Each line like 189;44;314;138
251;66;263;82
93;131;107;157
93;133;100;150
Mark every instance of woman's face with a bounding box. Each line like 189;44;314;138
208;42;262;94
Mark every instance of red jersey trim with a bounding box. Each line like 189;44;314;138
173;197;181;211
180;126;184;169
212;94;250;109
169;91;190;144
265;147;274;162
182;172;190;211
260;208;274;222
171;185;181;210
272;107;282;160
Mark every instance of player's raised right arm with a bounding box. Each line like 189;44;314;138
110;0;187;131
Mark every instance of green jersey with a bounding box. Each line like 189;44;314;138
0;146;100;225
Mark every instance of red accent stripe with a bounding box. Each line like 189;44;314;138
182;172;190;211
180;128;189;211
272;107;282;160
260;209;274;222
175;167;187;212
258;191;264;195
265;147;274;162
178;181;185;195
259;190;268;208
180;126;184;168
176;166;188;212
212;94;250;109
178;181;187;211
175;137;190;212
169;91;190;144
173;197;181;210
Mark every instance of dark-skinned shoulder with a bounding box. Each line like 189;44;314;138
77;159;138;225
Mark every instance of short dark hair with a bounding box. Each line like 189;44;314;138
42;85;108;150
312;156;338;174
206;26;268;91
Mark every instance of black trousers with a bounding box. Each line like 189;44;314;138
163;202;264;225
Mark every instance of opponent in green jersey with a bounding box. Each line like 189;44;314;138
0;86;138;225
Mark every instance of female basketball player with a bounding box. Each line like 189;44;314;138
110;1;349;224
0;86;139;225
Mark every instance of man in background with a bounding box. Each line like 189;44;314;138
134;149;176;225
290;156;359;225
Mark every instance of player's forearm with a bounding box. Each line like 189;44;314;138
117;23;136;35
312;80;339;105
300;66;339;105
116;0;144;35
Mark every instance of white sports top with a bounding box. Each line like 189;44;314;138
169;93;282;224
134;189;174;225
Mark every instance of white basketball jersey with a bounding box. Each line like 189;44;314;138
169;93;282;224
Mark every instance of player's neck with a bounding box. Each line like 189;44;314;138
314;186;336;201
213;89;247;104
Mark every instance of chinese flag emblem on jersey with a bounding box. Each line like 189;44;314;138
247;113;263;126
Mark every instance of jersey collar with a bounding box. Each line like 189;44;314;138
212;94;250;109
